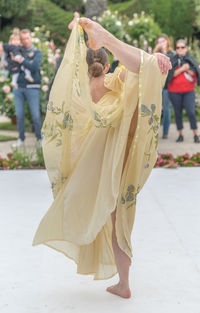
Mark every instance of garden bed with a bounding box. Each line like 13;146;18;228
1;150;200;170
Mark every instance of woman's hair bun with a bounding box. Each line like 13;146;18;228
89;62;104;77
86;48;109;78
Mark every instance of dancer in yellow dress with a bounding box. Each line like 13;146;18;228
32;17;171;298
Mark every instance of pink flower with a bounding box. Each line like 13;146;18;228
48;40;56;51
15;160;19;165
165;153;172;157
169;159;174;164
54;53;60;60
3;85;11;93
184;154;190;158
55;48;61;54
42;85;48;92
6;166;10;170
183;160;188;164
42;76;49;83
6;94;12;102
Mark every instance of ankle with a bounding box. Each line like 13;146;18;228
119;280;130;289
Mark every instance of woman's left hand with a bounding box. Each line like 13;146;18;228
153;52;172;75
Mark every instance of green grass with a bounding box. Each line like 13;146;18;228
0;120;31;131
0;134;17;141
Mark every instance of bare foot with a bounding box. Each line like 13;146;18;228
106;282;131;298
78;17;108;50
68;11;80;30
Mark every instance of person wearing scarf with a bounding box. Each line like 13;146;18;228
167;39;200;143
32;18;171;298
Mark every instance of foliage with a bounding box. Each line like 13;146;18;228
108;0;135;13
195;0;200;28
116;0;197;40
109;0;129;2
0;134;17;141
124;11;161;49
0;0;73;47
155;153;200;168
50;0;84;11
0;147;45;170
29;0;73;46
93;10;125;41
0;78;15;118
0;0;30;19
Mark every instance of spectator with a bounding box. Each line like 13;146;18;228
9;29;42;148
167;39;200;143
154;34;175;139
1;29;34;89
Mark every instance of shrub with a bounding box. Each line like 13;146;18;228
124;11;161;49
94;10;125;41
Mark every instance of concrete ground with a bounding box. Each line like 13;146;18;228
0;115;200;158
0;169;200;313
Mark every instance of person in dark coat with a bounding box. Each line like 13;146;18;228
167;39;200;143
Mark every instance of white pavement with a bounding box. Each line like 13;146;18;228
0;169;200;313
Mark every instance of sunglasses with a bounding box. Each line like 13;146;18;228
176;46;186;49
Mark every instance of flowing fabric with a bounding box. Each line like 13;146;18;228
32;21;166;280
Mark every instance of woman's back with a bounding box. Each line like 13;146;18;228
89;75;111;104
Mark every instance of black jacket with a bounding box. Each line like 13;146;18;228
165;52;200;88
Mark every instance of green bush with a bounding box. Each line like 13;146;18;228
0;0;73;46
124;12;161;49
94;10;125;41
29;0;73;46
50;0;84;11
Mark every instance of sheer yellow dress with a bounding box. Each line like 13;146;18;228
32;22;166;280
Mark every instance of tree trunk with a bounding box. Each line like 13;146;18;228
85;0;107;18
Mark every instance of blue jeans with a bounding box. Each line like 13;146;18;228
162;89;171;135
169;90;197;130
13;88;42;141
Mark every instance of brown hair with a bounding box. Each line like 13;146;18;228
86;48;109;77
155;34;173;52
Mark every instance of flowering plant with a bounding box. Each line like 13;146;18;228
155;153;200;168
124;11;161;51
93;10;125;41
0;148;45;170
0;77;16;118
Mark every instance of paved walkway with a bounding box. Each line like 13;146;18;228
0;115;200;158
0;169;200;313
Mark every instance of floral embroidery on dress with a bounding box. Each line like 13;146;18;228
51;174;68;196
141;103;160;168
42;100;73;146
121;184;140;208
94;111;112;128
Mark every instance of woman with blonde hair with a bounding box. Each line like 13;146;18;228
32;17;171;298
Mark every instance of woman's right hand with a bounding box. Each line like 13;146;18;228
181;63;190;72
